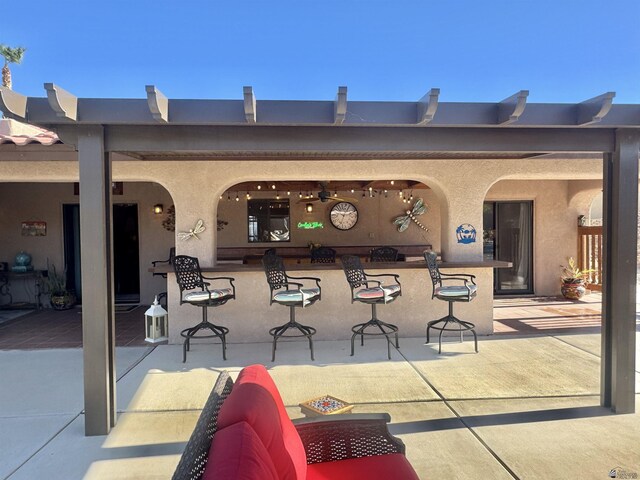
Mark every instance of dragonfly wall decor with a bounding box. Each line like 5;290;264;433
393;198;428;232
178;219;206;240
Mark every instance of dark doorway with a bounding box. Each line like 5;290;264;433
62;204;82;300
63;203;140;304
483;201;534;295
113;204;140;303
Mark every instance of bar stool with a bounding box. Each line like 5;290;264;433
310;246;337;263
262;253;321;361
341;255;401;360
369;246;398;262
172;255;236;362
423;251;478;353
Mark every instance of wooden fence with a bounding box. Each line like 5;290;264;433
577;226;603;291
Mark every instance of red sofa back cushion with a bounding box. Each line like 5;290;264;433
217;365;307;480
203;421;279;480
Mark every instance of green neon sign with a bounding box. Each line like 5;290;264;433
297;221;324;229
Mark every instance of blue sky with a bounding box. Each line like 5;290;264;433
4;0;639;103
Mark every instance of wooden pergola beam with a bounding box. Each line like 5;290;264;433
44;83;77;121
145;85;168;123
498;90;529;125
417;88;440;125
243;86;256;124
2;88;638;128
334;86;347;125
0;87;27;119
578;92;616;126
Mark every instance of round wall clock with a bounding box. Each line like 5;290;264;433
330;202;358;231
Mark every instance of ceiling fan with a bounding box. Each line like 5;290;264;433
301;182;358;203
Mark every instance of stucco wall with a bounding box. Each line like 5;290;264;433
0;182;174;305
0;154;605;340
486;179;600;296
217;187;438;251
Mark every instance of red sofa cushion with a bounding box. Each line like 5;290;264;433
217;365;307;480
306;453;420;480
202;421;279;480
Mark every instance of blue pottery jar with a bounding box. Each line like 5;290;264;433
14;251;32;267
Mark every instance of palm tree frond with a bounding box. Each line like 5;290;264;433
0;45;26;64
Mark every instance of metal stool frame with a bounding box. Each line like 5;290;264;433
423;251;478;354
173;255;236;362
263;253;321;362
310;246;337;264
369;246;399;262
341;255;401;360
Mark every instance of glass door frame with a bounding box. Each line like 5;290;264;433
484;200;535;295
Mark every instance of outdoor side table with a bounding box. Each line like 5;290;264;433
299;394;354;418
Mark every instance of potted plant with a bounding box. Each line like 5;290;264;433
560;257;594;300
45;263;76;310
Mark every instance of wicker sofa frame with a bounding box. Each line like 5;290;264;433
172;369;408;480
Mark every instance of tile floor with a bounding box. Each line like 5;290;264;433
0;293;616;350
0;305;149;349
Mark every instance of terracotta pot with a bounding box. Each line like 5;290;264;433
50;292;77;310
561;280;586;300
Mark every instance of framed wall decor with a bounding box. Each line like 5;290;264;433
21;221;47;236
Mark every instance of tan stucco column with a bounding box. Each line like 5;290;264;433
162;177;220;266
438;179;493;262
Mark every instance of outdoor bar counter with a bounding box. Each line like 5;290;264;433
155;259;510;345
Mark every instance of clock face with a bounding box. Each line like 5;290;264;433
330;202;358;231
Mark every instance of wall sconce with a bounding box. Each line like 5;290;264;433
153;204;164;215
306;203;313;213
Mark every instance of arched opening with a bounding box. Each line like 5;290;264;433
215;180;439;263
0;180;175;347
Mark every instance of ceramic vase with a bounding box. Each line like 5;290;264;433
561;281;586;300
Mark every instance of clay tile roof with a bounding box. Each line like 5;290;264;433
0;118;61;146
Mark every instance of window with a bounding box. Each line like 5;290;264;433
248;199;290;243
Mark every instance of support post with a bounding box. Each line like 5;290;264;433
78;125;116;435
601;129;639;413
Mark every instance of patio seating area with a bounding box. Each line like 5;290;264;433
0;294;638;479
0;294;640;480
1;330;638;479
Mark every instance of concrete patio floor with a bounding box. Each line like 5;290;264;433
1;328;639;480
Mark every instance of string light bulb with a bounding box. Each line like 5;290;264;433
271;184;276;190
235;192;239;202
257;185;261;190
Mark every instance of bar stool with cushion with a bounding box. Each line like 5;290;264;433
173;255;236;362
262;253;321;362
310;246;337;264
341;255;401;360
369;246;398;262
423;251;478;353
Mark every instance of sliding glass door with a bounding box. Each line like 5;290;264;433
483;201;534;294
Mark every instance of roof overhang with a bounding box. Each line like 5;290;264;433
1;86;637;129
0;86;637;158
